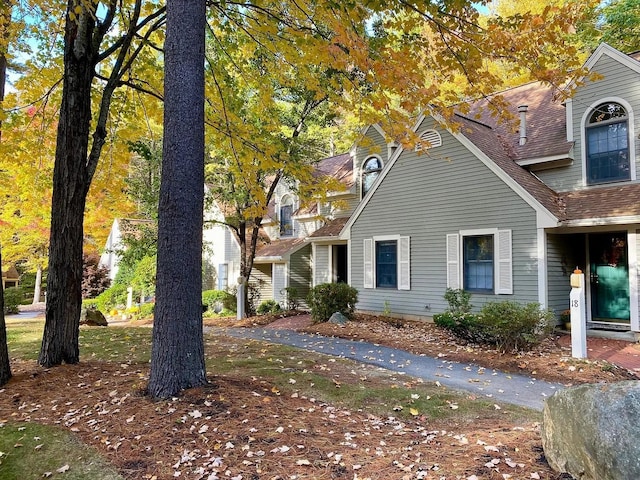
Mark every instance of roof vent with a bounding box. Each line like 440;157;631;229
415;129;442;151
518;105;528;146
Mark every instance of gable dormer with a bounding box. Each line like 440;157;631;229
353;124;395;199
581;99;636;185
564;43;640;188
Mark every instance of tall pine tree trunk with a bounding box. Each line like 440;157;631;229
0;247;11;386
39;2;93;367
147;0;206;398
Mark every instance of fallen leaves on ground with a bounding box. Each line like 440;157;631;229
2;356;561;480
301;314;637;385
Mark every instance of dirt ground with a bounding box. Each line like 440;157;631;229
1;314;637;480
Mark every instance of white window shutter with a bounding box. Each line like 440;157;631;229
446;234;460;289
496;230;513;294
363;239;373;288
398;236;410;290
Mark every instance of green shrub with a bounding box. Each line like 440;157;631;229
95;283;128;313
137;302;155;318
2;287;22;314
82;298;99;310
433;289;486;343
124;302;154;321
479;301;555;352
281;286;301;310
257;299;281;315
202;289;236;314
306;283;358;323
443;288;472;314
434;289;555;352
433;310;486;343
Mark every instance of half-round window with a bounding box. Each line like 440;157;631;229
586;102;630;184
362;157;383;197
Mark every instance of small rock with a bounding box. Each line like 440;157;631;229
328;312;348;325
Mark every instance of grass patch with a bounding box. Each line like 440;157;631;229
203;334;533;423
6;320;152;364
0;422;123;480
5;320;44;360
79;327;152;363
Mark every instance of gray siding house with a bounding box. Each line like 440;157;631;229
342;43;640;335
209;152;358;308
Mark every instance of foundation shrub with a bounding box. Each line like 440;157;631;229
433;289;486;343
479;300;555;352
434;289;554;352
257;299;281;315
307;283;358;323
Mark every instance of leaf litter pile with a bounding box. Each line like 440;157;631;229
1;314;636;479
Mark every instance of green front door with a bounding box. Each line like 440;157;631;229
589;233;630;322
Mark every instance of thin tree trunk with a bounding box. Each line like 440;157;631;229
0;0;12;385
32;265;42;304
0;0;9;142
148;0;206;398
0;247;11;386
39;3;94;367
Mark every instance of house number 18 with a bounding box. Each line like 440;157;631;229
571;299;579;308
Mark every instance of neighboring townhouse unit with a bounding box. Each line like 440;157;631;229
1;265;20;289
342;43;640;335
210;153;358;307
100;218;156;281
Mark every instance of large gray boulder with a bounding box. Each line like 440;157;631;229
80;308;109;326
542;381;640;480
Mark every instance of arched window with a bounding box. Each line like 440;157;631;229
362;156;383;197
586;102;630;184
279;195;294;236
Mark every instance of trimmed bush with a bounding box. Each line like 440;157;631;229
257;299;281;315
95;284;128;313
306;283;358;323
479;300;555;352
434;289;486;343
82;298;99;310
434;289;555;352
137;302;155;318
2;287;22;314
202;289;236;314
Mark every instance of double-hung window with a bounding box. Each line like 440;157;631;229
376;240;398;288
446;229;512;295
363;236;410;290
463;235;494;292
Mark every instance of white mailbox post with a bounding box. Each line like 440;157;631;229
237;276;246;320
570;268;587;359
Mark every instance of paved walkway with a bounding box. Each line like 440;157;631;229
208;314;640;411
210;325;564;411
